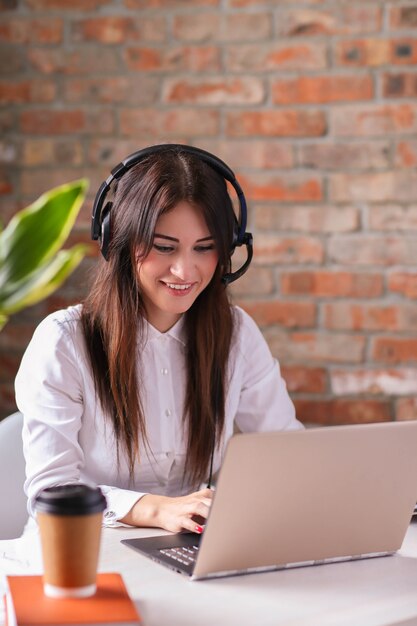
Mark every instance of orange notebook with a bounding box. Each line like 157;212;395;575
4;573;141;626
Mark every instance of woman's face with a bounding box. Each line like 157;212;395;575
136;200;219;332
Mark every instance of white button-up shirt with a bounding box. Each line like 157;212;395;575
15;305;302;526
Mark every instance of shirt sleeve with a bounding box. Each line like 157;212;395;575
14;312;143;526
233;307;304;433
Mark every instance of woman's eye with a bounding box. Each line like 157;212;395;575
195;244;215;253
153;243;174;253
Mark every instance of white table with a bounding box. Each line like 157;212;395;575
2;522;417;626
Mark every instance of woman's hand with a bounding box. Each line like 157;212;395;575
120;488;214;534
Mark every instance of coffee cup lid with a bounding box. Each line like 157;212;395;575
35;484;107;516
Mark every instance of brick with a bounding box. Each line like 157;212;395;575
19;110;85;135
229;0;323;5
256;205;359;233
280;366;327;394
226;42;327;72
383;71;417;98
229;266;275;298
173;12;272;42
328;235;417;266
273;74;373;105
20;169;88;198
264;329;365;364
280;271;383;298
162;77;265;105
0;353;21;382
226;110;326;138
332;103;417;136
88;139;159;166
64;76;159;105
0;0;17;8
335;38;417;67
0;79;56;104
0;110;15;133
0;139;17;164
172;14;219;42
294;399;391;427
120;109;220;138
369;205;417;231
0;320;37;351
331;368;417;396
20;109;114;136
324;303;417;332
334;38;390;67
0;44;24;73
28;47;120;75
372;337;417;364
71;16;165;44
390;6;417;29
25;0;112;8
275;6;382;37
0;18;63;44
395;140;417;167
223;12;272;41
391;39;417;65
124;0;218;7
46;292;87;314
240;172;322;202
397;398;417;421
299;140;390;171
198;139;295;170
0;167;13;195
254;235;324;265
22;139;84;167
0;384;18;419
124;45;220;72
330;171;417;203
388;272;417;299
0;197;22;224
237;300;316;328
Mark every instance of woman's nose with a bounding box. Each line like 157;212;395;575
170;254;194;280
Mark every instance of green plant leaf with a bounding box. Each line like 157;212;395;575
0;179;88;287
0;244;88;316
0;313;7;332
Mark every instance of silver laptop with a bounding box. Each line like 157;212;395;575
121;421;417;580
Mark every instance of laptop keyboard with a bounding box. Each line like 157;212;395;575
160;544;199;566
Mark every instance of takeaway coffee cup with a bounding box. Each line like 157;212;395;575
35;484;107;598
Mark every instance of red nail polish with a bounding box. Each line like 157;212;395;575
195;524;203;533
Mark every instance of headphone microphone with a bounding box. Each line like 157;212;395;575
91;144;253;285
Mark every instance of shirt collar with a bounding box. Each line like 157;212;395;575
144;315;186;346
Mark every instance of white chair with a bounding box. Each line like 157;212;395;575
0;411;28;539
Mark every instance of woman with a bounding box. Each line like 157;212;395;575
15;145;303;535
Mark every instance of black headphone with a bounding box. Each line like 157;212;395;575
91;144;253;285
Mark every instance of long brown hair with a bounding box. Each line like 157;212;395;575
81;147;236;486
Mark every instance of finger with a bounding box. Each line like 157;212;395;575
185;501;211;520
198;488;214;499
181;517;205;534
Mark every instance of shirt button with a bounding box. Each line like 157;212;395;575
165;409;172;417
161;368;168;375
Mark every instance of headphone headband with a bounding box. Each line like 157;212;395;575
91;143;253;285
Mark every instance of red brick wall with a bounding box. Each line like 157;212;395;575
1;0;417;425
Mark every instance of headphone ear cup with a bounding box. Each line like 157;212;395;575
230;216;240;256
100;201;112;260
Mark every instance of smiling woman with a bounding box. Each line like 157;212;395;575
136;201;218;332
14;144;303;538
